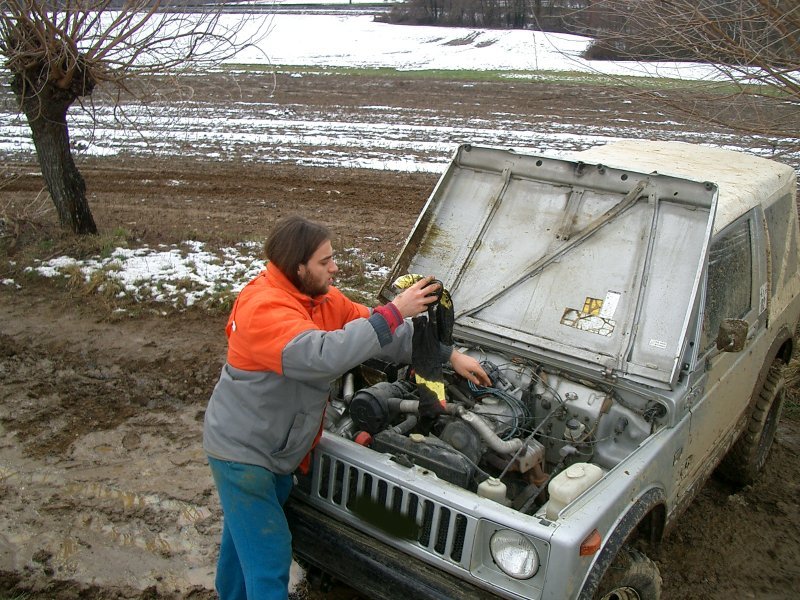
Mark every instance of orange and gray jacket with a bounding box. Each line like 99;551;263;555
203;263;413;474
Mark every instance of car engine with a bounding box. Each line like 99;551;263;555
324;346;663;513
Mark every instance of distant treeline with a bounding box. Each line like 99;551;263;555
377;0;593;33
376;0;654;59
95;1;796;64
376;0;798;63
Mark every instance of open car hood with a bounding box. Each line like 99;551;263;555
380;144;718;388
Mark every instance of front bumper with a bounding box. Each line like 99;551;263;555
286;497;492;600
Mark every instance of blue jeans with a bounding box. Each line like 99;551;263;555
208;456;294;600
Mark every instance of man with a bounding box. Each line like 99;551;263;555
203;215;490;600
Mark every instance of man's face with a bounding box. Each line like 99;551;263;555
297;239;338;296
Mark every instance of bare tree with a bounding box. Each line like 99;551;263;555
584;0;800;155
0;1;268;234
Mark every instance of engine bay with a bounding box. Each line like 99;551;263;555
324;346;666;513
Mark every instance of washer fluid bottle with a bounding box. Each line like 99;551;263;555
545;463;604;520
477;477;508;505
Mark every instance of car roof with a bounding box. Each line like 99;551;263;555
572;140;796;234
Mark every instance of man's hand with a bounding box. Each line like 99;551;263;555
449;349;492;386
392;275;441;318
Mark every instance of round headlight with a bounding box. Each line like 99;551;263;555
489;529;539;579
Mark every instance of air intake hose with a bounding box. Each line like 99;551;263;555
349;380;418;434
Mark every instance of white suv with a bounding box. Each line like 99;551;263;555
287;140;799;599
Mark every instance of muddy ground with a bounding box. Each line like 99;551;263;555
1;71;799;599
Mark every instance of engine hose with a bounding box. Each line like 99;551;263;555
387;398;419;413
333;416;354;437
457;408;523;455
342;372;355;403
392;415;418;435
447;384;474;408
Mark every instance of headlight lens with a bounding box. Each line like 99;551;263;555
489;529;539;579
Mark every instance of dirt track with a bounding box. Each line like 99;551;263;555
1;71;799;599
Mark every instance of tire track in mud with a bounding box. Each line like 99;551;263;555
0;288;224;596
0;405;219;593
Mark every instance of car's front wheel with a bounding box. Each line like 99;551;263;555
595;547;662;600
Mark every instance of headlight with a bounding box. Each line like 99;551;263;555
489;529;539;579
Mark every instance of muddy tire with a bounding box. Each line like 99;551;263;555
595;547;661;600
718;362;785;486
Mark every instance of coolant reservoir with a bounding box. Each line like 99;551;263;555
477;477;508;505
545;463;604;521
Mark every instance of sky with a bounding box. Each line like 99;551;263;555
0;9;785;309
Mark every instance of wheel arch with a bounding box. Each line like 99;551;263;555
577;486;666;600
749;325;793;409
773;328;794;365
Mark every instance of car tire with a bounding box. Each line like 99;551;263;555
718;361;785;486
595;547;662;600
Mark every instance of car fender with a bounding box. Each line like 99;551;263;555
577;486;667;600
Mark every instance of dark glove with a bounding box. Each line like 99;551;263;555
412;314;446;418
435;290;454;346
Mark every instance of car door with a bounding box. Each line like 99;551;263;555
675;209;767;500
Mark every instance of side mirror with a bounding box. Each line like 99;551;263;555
716;319;749;352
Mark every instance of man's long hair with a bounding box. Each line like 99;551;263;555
264;215;331;290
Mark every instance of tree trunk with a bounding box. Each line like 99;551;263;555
12;78;98;235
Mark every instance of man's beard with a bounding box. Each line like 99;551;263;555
299;271;329;297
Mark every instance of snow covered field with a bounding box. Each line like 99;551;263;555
235;13;718;78
0;11;729;164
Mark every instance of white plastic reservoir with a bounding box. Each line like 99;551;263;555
477;477;508;505
545;463;604;520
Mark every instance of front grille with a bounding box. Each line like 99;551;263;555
314;452;475;568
